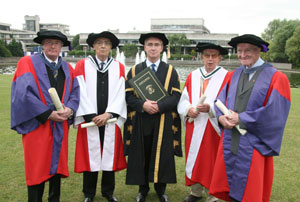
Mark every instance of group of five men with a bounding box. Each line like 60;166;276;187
11;30;291;202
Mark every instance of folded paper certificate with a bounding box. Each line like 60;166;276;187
215;99;247;135
128;68;168;102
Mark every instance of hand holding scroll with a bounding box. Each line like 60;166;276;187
48;88;63;111
81;118;117;128
215;99;247;135
48;88;73;122
188;95;207;123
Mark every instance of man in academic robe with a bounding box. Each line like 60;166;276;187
178;43;231;202
124;32;182;202
209;34;291;202
11;30;80;202
74;31;127;202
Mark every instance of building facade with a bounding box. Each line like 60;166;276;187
79;18;237;55
1;16;237;56
0;15;71;54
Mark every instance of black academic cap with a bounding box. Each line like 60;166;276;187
228;34;269;52
86;31;119;49
139;32;169;46
196;42;228;55
33;30;70;47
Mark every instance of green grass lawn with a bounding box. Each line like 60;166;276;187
1;74;299;202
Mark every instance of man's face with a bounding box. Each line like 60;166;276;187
237;43;261;67
201;49;222;72
144;37;163;62
93;37;112;60
42;39;63;61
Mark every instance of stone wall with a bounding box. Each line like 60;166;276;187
0;57;292;70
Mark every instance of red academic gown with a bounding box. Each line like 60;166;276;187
177;67;231;188
74;57;127;172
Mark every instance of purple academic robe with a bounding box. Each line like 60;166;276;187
11;54;79;185
210;63;291;202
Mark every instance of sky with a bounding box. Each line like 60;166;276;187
1;0;300;36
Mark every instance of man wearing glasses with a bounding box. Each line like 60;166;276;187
11;30;80;202
74;31;127;202
178;42;230;202
124;33;182;202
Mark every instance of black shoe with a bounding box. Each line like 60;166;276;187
136;193;146;202
84;197;93;202
183;194;202;202
104;195;118;202
159;194;168;202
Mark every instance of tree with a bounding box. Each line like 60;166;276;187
7;39;24;56
261;19;285;41
191;49;197;56
286;26;300;67
265;19;300;63
121;44;137;58
168;34;190;54
0;40;12;57
72;34;83;50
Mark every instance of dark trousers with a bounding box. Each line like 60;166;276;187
27;174;61;202
82;124;115;198
83;171;115;198
139;131;166;196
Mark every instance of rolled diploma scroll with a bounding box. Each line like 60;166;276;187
81;118;118;128
215;99;247;135
48;88;63;111
188;95;207;123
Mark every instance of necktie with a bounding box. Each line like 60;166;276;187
100;62;105;71
151;63;156;73
51;62;58;79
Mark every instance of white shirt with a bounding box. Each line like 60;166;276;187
43;52;58;64
146;59;160;72
96;56;108;66
246;57;264;80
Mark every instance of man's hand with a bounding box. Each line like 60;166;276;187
56;105;73;119
48;105;73;122
48;111;67;122
143;99;159;115
196;103;210;113
218;110;239;129
92;112;111;127
188;107;199;118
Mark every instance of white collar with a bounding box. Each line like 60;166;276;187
200;66;222;80
43;52;58;63
146;59;160;70
246;57;264;69
96;56;108;65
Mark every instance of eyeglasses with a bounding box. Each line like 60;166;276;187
145;42;162;47
203;54;220;59
94;40;112;46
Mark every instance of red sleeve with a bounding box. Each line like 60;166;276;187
74;59;86;79
185;73;192;103
264;70;291;105
118;61;125;79
217;71;233;96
